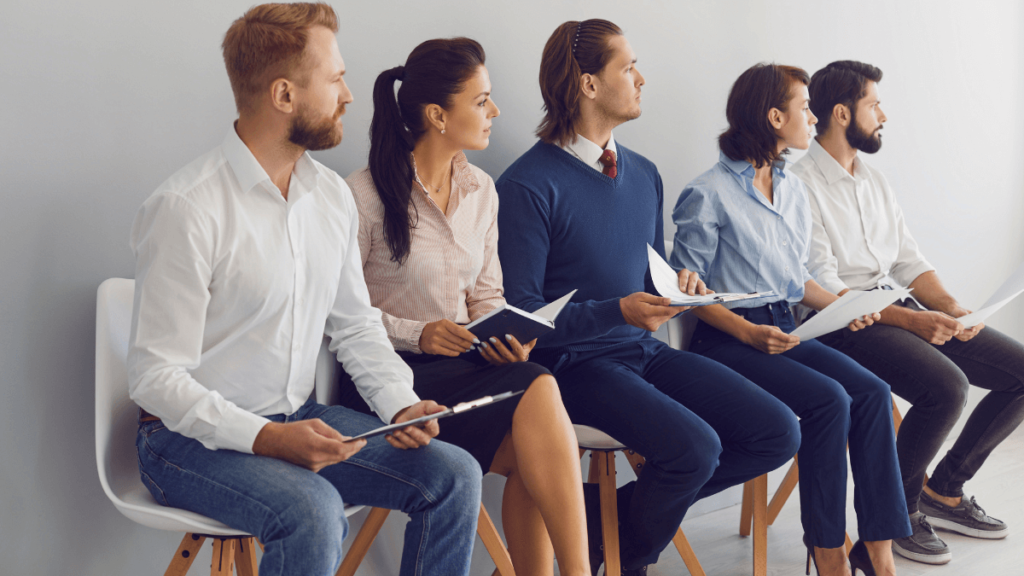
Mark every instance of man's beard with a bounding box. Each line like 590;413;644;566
846;110;882;154
288;103;344;151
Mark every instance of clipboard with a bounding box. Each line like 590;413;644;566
344;390;525;442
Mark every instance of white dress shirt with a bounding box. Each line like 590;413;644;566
128;127;419;453
791;139;934;294
562;133;617;173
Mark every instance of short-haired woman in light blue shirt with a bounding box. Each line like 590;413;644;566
671;63;911;576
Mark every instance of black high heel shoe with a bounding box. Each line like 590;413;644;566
803;534;818;575
848;540;877;576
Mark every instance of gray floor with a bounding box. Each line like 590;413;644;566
640;425;1024;576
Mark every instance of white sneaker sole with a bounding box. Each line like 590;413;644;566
927;517;1009;539
892;541;952;565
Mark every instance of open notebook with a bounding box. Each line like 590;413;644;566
464;290;577;343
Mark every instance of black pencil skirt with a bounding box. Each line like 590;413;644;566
336;352;550;473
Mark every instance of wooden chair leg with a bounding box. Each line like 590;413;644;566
165;533;206;576
752;474;768;576
892;398;904;435
587;452;601;484
740;479;754;536
235;537;258;576
595;451;621;576
671;529;706;576
209;538;235;576
767;456;800;525
336;507;391;576
477;503;516;576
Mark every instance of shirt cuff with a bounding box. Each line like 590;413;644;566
593;298;627;332
213;406;272;454
394;321;428;354
368;385;423;425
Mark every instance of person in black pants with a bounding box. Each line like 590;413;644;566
672;63;911;576
792;60;1024;566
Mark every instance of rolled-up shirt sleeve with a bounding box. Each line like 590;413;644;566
327;191;420;425
127;192;270;453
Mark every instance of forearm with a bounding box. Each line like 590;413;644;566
908;271;960;314
694;304;753;344
799;280;839;311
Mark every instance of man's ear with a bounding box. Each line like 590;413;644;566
270;78;296;114
579;73;598;101
423;103;447;133
767;107;785;130
832;103;851;128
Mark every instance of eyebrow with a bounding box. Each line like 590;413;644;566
475;91;490;98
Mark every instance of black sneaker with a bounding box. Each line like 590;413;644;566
892;512;952;565
920;492;1009;539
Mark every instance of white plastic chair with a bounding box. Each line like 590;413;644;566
95;278;373;576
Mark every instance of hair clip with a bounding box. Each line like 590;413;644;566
573;21;581;54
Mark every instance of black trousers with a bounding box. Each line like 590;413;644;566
818;299;1024;513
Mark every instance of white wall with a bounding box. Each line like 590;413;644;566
2;1;1022;574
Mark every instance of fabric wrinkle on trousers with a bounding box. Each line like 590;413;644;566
689;302;911;548
537;337;800;569
136;399;482;576
818;298;1024;511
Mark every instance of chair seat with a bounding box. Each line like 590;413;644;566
110;484;366;536
574;425;627;451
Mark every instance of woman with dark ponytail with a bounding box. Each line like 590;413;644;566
343;38;590;576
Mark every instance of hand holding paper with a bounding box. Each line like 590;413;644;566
647;245;774;306
792;289;909;341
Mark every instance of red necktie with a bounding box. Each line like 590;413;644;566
599;149;617;179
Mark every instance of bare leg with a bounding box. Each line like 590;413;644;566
865;540;897;576
922;484;961;507
813;546;852;576
492;375;589;576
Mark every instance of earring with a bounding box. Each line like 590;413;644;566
441;128;446;134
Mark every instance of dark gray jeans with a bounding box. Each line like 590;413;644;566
818;299;1024;513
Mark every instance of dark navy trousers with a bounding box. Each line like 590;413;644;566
536;337;800;569
690;302;912;547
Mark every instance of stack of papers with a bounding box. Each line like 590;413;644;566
647;245;775;307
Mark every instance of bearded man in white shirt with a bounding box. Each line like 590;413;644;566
126;4;481;575
792;60;1024;566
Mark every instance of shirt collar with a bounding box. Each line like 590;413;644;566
564;132;617;168
718;151;787;179
450;151;481;194
807;138;858;185
222;124;320;197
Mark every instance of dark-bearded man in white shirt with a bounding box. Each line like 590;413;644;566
792;60;1024;567
126;4;481;575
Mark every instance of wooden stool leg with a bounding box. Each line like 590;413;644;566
235;537;258;576
671;529;706;576
768;456;800;525
587;452;601;484
336;507;391;576
209;538;235;576
752;474;768;576
596;451;621;576
740;479;754;536
477;503;516;576
165;533;206;576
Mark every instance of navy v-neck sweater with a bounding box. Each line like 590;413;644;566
496;140;665;353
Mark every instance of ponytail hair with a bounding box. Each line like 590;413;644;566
369;38;485;263
536;19;622;147
719;63;810;168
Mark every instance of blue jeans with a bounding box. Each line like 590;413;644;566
690;302;912;547
137;399;482;576
536;337;800;569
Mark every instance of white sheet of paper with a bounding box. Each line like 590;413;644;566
981;260;1024;309
646;244;773;306
957;289;1024;328
791;289;910;341
534;289;578;322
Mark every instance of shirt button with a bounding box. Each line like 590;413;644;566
785;266;790;271
783;241;788;246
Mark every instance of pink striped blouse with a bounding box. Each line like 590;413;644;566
346;152;505;353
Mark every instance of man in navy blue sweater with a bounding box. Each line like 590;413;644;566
496;20;801;574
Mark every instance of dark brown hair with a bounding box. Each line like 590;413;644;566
536;19;623;147
369;38;486;263
221;2;338;113
719;63;810;168
809;61;883;135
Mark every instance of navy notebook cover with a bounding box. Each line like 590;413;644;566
466;308;555;343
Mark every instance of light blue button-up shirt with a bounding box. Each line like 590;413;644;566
670;152;814;308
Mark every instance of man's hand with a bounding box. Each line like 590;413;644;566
677;268;710;296
387;400;445;450
947;306;984;342
620;292;683;332
743;324;800;355
252;419;365;473
419;319;478;356
848;312;881;332
907;310;964;345
479;334;536;366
